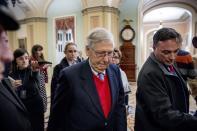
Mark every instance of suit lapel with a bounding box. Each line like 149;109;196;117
106;67;117;117
80;61;104;117
0;79;27;112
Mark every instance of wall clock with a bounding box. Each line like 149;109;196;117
120;25;135;42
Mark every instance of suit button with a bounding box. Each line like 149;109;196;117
104;122;108;126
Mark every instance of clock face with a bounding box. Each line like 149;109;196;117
120;26;135;42
122;29;133;40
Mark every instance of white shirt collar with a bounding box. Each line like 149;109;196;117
88;59;106;76
67;58;77;66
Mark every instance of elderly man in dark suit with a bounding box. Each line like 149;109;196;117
0;0;32;130
47;28;127;131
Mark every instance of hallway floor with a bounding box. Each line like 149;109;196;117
44;82;197;131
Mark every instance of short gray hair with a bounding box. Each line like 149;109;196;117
87;27;114;48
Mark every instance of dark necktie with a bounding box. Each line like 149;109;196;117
168;65;175;73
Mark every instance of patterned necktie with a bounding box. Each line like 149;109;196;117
98;73;104;81
168;65;174;73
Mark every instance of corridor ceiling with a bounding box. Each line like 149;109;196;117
143;0;197;13
9;0;122;19
9;0;197;21
143;7;190;23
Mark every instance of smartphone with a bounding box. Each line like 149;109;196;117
38;60;52;65
8;76;15;82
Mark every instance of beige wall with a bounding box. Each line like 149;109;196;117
143;21;191;59
26;21;47;58
8;18;48;59
82;6;119;48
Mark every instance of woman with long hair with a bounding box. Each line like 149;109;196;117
9;48;44;131
31;44;50;112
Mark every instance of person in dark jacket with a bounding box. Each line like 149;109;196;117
0;0;32;130
50;42;81;105
175;49;196;81
9;48;44;131
188;36;197;100
135;28;197;131
47;28;127;131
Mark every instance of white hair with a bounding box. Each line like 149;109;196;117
87;27;114;48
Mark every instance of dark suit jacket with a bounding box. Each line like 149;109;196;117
0;78;32;131
9;68;44;131
50;58;69;105
47;60;127;131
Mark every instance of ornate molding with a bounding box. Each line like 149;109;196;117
82;6;120;15
19;17;47;24
81;0;122;9
143;0;197;13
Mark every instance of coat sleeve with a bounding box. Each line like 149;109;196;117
138;72;197;130
120;68;131;94
113;66;127;131
31;70;41;86
50;65;60;104
47;69;72;131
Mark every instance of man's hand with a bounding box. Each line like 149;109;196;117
8;76;22;89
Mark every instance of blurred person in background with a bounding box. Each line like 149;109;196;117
51;42;81;105
111;48;131;113
0;0;32;130
175;49;196;81
9;48;44;131
31;44;51;112
77;50;85;61
188;36;197;104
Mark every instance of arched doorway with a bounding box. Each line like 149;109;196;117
138;2;196;69
144;7;192;59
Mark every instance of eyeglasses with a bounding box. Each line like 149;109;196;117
91;48;113;58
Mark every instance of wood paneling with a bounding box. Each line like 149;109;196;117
120;42;136;82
